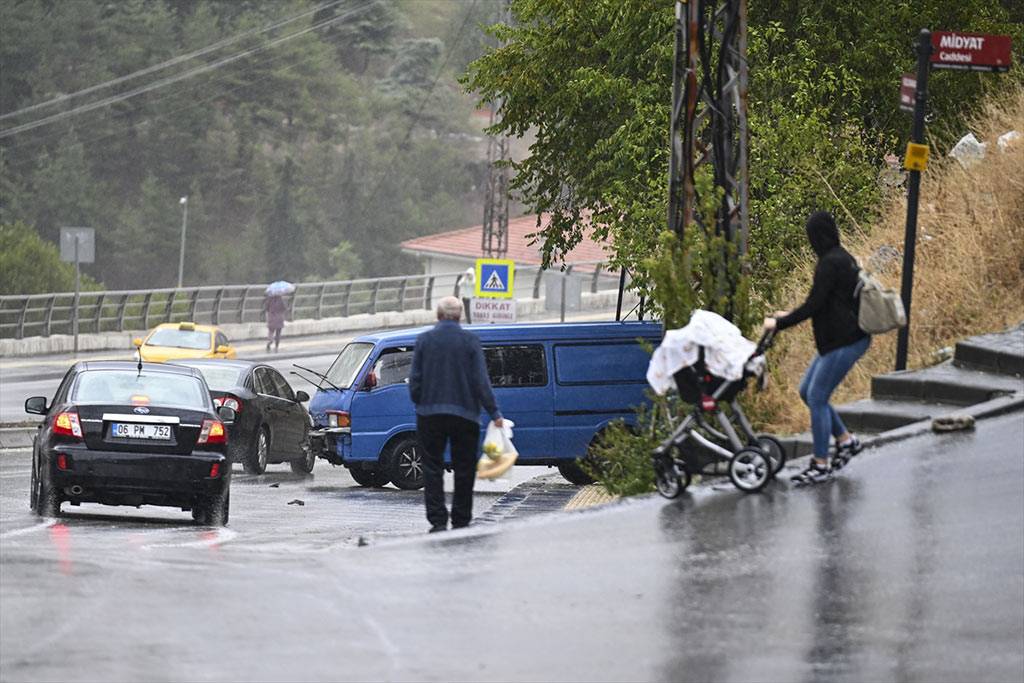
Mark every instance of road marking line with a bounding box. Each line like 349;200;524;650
140;527;237;549
0;519;57;539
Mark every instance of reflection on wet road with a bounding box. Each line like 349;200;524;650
2;413;1022;682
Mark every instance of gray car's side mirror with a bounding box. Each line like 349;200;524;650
24;396;48;415
217;406;236;425
294;390;310;403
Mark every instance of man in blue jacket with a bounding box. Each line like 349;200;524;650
409;296;503;532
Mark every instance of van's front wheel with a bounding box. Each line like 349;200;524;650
557;459;594;486
383;436;425;490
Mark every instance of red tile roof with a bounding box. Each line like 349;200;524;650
400;214;609;266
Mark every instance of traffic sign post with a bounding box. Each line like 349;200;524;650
60;227;95;356
898;74;916;113
470;298;517;324
474;258;515;299
930;31;1013;72
895;30;933;372
894;29;1012;371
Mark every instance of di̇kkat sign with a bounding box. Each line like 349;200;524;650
930;31;1013;72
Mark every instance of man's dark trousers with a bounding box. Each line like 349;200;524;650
417;414;480;528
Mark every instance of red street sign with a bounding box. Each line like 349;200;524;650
899;74;916;113
930;31;1013;72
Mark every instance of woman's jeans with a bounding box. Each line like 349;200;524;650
799;335;871;459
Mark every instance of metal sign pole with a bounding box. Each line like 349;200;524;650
73;236;81;356
895;29;932;371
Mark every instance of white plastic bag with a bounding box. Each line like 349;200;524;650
478;419;517;479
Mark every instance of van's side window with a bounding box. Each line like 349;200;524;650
554;342;652;385
372;347;414;387
484;345;547;387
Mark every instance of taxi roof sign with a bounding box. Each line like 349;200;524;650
475;259;515;299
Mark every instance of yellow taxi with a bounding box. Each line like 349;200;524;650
133;322;237;363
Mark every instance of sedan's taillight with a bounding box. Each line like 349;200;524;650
198;419;226;445
209;462;221;478
53;411;83;439
213;396;242;412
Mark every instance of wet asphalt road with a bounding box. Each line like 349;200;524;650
2;412;1022;682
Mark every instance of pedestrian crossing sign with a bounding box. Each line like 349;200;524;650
474;258;515;299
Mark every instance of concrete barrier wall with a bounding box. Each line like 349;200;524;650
0;291;639;358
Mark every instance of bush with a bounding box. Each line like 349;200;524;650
584;393;684;497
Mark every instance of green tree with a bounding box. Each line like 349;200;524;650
0;222;98;295
463;0;1021;309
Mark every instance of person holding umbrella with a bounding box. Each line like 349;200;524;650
264;281;293;352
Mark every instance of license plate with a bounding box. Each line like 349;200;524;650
111;423;172;440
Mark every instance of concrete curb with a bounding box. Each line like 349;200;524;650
0;290;634;358
0;427;37;450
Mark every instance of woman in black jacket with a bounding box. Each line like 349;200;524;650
763;211;870;485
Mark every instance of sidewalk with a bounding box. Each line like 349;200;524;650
778;322;1024;459
476;322;1024;524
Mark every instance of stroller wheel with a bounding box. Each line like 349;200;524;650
729;447;771;493
654;458;690;499
755;434;786;477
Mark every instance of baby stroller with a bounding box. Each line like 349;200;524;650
647;311;784;496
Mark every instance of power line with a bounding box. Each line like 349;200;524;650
0;0;376;139
0;39;341;160
0;0;348;122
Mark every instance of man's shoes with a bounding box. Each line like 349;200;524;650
451;521;470;530
791;461;833;486
266;341;272;352
831;435;863;471
428;524;447;533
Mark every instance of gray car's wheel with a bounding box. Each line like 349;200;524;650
289;446;315;475
349;467;390;488
243;427;269;474
383;436;424;490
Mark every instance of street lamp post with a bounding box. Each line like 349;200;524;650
177;196;188;289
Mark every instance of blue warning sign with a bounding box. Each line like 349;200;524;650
474;259;515;299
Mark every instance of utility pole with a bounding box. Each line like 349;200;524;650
177;195;188;289
666;0;750;319
481;0;511;258
894;30;932;371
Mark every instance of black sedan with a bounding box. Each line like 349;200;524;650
25;361;235;526
168;359;313;475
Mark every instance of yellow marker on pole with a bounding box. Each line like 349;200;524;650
904;142;930;171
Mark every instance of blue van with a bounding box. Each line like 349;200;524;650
308;321;662;488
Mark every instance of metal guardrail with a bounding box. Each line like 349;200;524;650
0;262;620;340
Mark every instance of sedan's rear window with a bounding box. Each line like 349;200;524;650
146;329;211;350
74;371;209;409
185;365;245;392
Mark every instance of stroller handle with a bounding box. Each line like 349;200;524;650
752;328;777;357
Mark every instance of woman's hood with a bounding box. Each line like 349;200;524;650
805;211;840;256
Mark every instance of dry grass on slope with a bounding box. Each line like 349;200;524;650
750;85;1024;435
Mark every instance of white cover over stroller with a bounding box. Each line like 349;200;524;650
648;311;783;495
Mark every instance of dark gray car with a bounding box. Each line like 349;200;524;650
169;359;313;475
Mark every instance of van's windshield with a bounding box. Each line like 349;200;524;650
325;342;373;389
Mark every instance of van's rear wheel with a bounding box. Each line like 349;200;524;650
383;436;424;490
349;467;390;488
557;459;594;486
